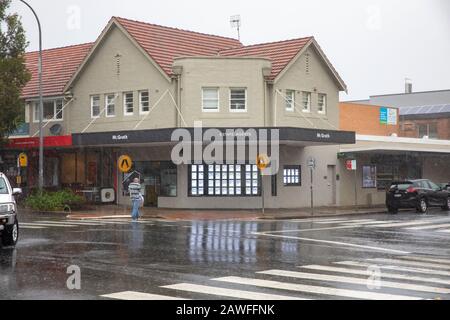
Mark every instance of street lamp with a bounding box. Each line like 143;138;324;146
19;0;44;191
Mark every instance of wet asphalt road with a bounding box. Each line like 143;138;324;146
1;209;450;300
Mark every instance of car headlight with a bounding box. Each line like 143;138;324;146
0;203;15;214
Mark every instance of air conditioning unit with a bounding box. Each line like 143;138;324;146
101;188;115;203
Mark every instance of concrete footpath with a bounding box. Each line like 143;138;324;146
64;205;388;221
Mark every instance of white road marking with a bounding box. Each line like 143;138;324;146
405;223;450;231
257;225;364;234
336;261;450;277
19;226;45;229
315;219;374;224
438;229;450;233
368;258;450;270
368;218;450;228
101;291;187;300
21;223;75;228
300;265;450;286
397;256;450;265
162;283;306;300
252;232;410;254
37;221;101;227
212;277;421;300
258;269;450;294
341;221;401;226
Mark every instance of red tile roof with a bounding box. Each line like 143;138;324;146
219;37;313;80
22;43;93;98
115;17;243;76
22;18;340;98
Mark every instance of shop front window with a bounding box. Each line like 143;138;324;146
189;164;260;197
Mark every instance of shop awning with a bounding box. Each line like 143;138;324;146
6;135;73;149
72;127;356;147
340;135;450;155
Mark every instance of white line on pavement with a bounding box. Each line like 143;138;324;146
335;261;450;277
397;256;450;265
368;218;450;228
252;232;410;254
212;277;421;300
299;265;450;286
162;283;306;300
20;223;75;228
315;219;374;224
367;258;450;270
101;291;187;300
405;223;450;231
19;226;45;229
257;269;450;294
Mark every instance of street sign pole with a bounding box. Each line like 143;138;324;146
261;170;265;215
310;167;314;216
354;168;358;210
308;157;316;217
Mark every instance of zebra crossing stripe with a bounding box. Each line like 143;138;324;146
368;258;450;271
162;283;306;300
20;223;75;228
38;221;102;227
335;261;450;277
315;219;374;224
257;270;450;294
438;229;450;233
212;277;421;300
368;218;450;228
299;265;450;286
405;223;450;231
397;256;450;265
101;291;187;300
20;226;45;229
341;221;401;226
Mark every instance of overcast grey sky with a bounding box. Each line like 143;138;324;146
9;0;450;101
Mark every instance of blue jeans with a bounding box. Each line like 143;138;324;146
131;200;140;220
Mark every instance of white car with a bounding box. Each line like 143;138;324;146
0;173;21;247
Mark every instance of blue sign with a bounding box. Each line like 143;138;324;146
380;108;388;124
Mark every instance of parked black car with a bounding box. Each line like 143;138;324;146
386;179;450;214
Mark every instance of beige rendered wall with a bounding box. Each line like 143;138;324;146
273;46;341;130
68;25;177;134
173;57;271;128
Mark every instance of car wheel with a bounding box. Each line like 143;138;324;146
1;220;19;247
417;198;428;214
442;198;450;211
388;206;398;214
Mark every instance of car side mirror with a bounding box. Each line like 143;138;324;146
12;188;22;196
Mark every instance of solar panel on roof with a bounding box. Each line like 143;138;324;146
399;104;450;115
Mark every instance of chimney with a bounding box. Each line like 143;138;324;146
405;78;413;94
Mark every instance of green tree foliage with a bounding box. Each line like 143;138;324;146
0;0;30;143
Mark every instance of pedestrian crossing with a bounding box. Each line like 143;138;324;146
19;219;157;230
100;254;450;301
294;216;450;234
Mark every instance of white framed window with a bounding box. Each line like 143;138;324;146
318;94;327;114
123;92;134;116
285;90;295;111
91;95;101;118
139;90;150;114
105;94;116;118
202;87;219;112
33;100;64;122
302;92;311;112
230;88;247;112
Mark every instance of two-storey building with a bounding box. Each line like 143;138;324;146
2;17;356;209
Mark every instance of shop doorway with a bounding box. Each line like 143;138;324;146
327;165;337;206
131;161;177;207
